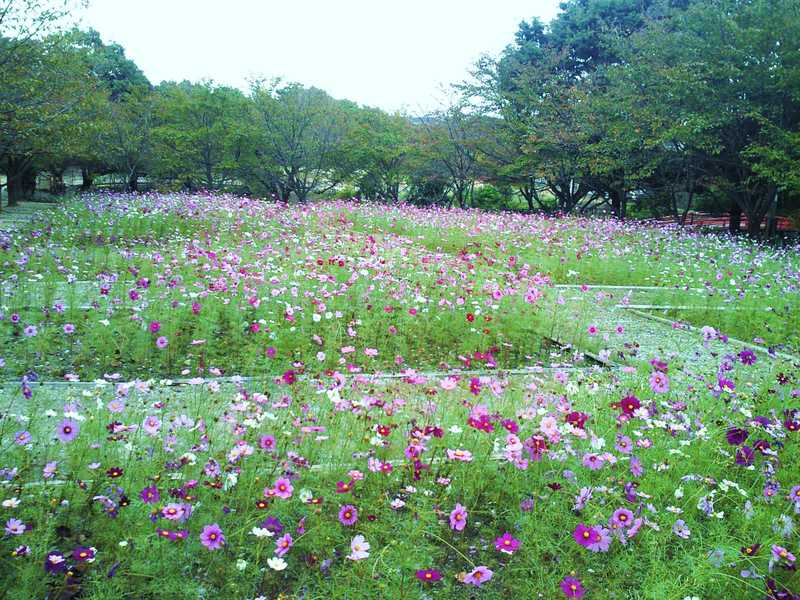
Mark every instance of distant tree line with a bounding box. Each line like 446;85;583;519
1;0;799;234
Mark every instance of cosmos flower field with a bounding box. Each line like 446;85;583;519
1;193;799;599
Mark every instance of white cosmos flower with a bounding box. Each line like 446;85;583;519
251;527;274;538
267;556;287;571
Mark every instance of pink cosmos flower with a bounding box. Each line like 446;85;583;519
582;453;604;470
416;568;443;582
494;532;520;554
447;449;473;462
161;503;190;521
272;477;293;499
440;376;458;390
574;523;611;552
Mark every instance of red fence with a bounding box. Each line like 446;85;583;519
656;213;794;231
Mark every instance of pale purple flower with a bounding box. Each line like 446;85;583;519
5;518;25;535
142;415;161;436
275;533;293;557
464;565;493;586
672;519;691;539
56;418;79;443
649;371;670;393
13;431;31;445
449;503;468;531
347;534;370;560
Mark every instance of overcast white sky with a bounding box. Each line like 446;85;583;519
79;0;562;112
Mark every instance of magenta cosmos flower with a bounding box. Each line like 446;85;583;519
139;485;160;504
200;523;225;550
450;503;468;531
494;532;521;554
56;418;79;443
416;568;442;582
464;565;493;586
72;546;96;562
560;576;586;598
573;523;612;552
338;504;358;526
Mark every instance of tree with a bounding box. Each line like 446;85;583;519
247;80;355;202
613;0;800;234
98;85;155;192
0;1;88;206
151;81;249;191
0;36;93;204
343;107;413;201
416;103;480;209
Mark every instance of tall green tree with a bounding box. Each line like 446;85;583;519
151;81;249;190
247;80;355;202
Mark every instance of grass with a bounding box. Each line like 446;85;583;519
0;193;798;599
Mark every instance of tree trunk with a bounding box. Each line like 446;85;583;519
7;172;22;206
520;186;535;212
729;202;742;234
747;212;762;237
127;173;139;192
50;170;66;196
81;168;94;191
21;168;36;199
765;191;779;238
6;157;33;206
388;183;399;203
680;191;694;226
205;163;213;190
610;187;627;219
